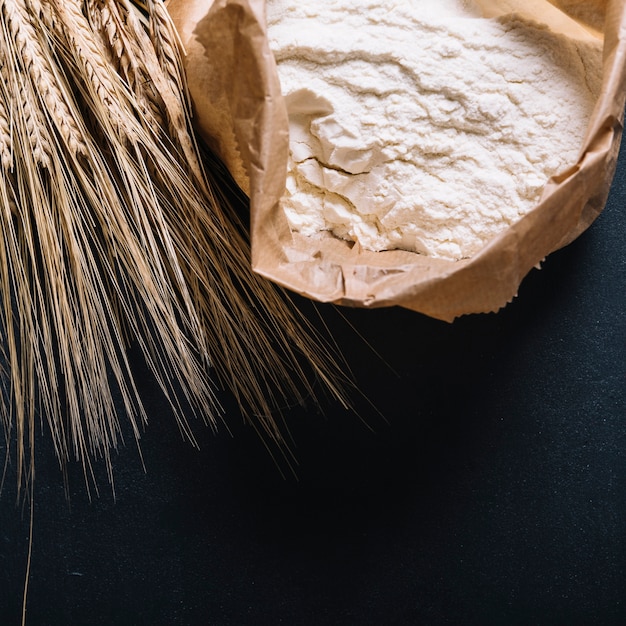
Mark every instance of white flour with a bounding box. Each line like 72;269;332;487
266;0;603;260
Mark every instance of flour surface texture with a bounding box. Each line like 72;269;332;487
266;0;602;261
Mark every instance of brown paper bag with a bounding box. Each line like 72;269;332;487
168;0;626;321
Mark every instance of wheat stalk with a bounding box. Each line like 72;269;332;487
126;1;349;427
1;0;202;489
0;10;354;616
0;0;353;505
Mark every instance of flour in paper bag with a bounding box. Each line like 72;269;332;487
266;0;602;260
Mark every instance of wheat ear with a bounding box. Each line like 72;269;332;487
50;0;139;136
3;0;86;157
92;0;167;129
0;60;13;170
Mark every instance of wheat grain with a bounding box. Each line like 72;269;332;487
84;0;103;30
25;0;54;28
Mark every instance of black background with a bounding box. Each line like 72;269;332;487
1;134;625;624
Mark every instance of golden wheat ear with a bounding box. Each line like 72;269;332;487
0;0;353;494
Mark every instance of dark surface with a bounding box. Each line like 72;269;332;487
1;136;626;625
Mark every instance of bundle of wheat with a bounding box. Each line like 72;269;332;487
0;0;350;495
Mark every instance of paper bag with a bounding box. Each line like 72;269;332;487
168;0;626;321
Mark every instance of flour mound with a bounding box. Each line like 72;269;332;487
267;0;602;260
